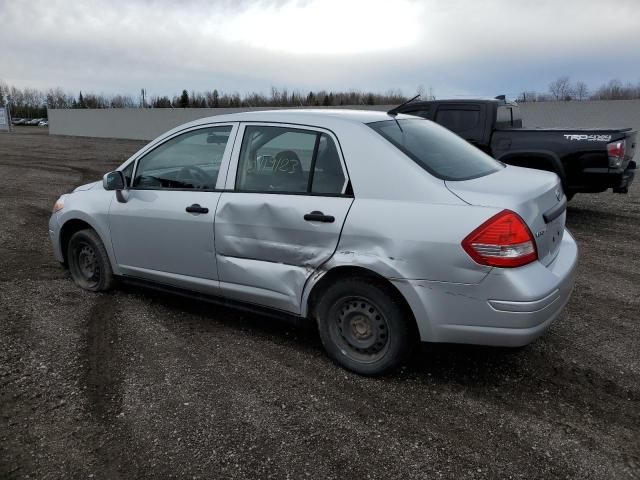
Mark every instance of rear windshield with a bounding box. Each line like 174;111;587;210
368;118;503;181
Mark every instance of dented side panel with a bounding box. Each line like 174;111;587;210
299;198;497;318
334;198;495;282
215;193;353;314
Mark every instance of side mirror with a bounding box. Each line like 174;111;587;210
103;171;125;191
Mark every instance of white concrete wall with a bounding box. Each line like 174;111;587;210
48;105;394;140
519;100;640;132
48;100;640;141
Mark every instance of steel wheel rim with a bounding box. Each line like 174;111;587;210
329;296;390;364
72;241;100;287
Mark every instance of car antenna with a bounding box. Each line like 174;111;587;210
387;94;420;116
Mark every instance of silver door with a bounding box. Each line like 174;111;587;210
215;123;353;314
109;123;238;294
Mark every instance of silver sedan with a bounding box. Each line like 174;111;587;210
49;110;578;375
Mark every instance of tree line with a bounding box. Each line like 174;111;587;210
0;83;406;119
2;77;640;119
518;77;640;102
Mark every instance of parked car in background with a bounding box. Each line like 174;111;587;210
25;118;44;126
49;110;578;375
396;97;637;200
38;119;48;127
11;118;25;125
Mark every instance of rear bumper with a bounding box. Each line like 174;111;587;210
393;229;578;347
580;161;636;193
612;161;636;193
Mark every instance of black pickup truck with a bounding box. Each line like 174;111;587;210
396;98;637;199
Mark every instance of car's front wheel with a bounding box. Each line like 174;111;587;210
67;229;115;292
315;278;415;375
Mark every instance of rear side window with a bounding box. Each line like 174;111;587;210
236;125;346;194
312;134;346;194
368;119;503;181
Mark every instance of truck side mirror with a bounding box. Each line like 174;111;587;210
103;171;125;191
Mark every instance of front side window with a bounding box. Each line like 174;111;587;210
236;125;346;194
121;161;134;187
369;118;503;181
133;126;232;189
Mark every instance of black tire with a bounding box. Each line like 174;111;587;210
67;229;115;292
315;277;415;375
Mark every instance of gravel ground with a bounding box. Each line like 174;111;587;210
1;127;639;479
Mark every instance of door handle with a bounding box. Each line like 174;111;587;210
304;211;335;223
185;203;209;214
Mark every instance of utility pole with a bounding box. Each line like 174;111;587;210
2;95;13;133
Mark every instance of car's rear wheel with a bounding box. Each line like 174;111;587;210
315;278;415;375
67;229;114;292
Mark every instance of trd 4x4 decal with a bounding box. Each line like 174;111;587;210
563;134;612;142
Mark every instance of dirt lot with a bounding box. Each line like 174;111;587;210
1;127;639;479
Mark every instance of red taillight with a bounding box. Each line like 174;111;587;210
462;210;537;268
607;140;626;168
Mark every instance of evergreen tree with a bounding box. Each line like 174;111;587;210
179;90;189;108
213;89;219;107
78;91;86;108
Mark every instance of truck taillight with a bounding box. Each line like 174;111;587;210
607;140;626;168
462;210;537;268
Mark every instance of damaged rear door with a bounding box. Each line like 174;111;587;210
215;123;353;314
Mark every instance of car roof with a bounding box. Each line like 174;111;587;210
181;109;416;130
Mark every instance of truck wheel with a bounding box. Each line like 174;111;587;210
67;229;115;292
315;278;415;376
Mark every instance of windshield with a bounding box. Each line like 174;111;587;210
368;118;503;181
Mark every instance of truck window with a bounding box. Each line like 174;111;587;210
496;106;513;128
403;109;430;119
496;105;523;128
435;108;480;134
510;105;523;127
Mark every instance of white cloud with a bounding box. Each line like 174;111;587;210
218;0;423;54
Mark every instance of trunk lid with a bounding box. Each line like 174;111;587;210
445;165;566;266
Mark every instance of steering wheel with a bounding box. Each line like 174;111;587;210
178;165;212;188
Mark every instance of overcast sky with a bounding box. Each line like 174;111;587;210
1;0;639;98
